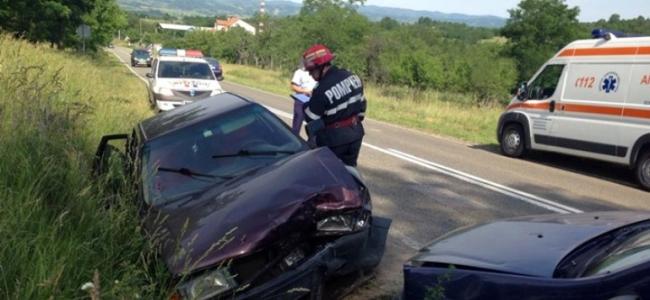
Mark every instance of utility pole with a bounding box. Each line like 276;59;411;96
258;0;265;34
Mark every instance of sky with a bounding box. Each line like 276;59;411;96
290;0;650;22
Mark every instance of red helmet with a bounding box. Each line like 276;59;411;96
302;44;335;71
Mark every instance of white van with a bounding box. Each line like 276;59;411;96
146;55;224;111
497;30;650;190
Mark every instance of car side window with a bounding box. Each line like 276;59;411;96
527;64;565;100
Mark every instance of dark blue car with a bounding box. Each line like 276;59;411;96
204;57;224;81
404;211;650;300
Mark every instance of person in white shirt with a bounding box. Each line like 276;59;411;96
290;64;317;135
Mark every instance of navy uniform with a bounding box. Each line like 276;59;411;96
302;44;366;166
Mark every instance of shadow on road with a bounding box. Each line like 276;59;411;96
470;144;639;189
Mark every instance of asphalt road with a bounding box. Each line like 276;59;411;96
110;47;649;298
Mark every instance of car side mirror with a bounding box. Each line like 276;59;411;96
93;134;128;177
516;82;528;101
146;73;153;78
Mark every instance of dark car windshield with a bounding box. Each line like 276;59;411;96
555;221;650;278
133;50;149;58
205;58;220;68
141;104;306;206
583;226;650;277
157;61;215;80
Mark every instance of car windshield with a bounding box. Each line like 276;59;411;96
141;104;306;206
157;61;215;80
133;50;149;58
583;226;650;277
205;58;219;67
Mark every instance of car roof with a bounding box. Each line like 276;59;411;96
138;92;255;141
156;56;207;63
413;211;650;278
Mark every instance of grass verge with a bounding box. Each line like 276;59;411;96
223;63;503;145
0;35;172;299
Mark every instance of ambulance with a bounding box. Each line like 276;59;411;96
497;29;650;190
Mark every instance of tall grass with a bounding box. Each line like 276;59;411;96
223;63;503;145
0;35;171;299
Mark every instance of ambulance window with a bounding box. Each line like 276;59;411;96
528;64;565;100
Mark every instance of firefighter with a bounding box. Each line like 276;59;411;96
302;44;366;167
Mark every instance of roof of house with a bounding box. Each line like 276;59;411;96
216;16;241;28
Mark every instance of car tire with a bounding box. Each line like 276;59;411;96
500;123;526;158
635;150;650;191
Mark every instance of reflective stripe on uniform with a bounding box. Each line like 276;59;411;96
324;94;365;116
305;106;321;120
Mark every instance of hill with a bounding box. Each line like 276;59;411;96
117;0;506;28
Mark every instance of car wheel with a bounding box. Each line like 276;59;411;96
500;124;526;158
635;150;650;191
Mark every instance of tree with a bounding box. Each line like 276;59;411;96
83;0;127;50
501;0;581;80
301;0;366;14
0;0;125;50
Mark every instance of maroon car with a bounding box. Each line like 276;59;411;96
94;92;390;299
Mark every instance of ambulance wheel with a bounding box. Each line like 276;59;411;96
500;124;526;158
635;151;650;191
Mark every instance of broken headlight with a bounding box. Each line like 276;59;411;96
178;268;237;300
317;212;370;234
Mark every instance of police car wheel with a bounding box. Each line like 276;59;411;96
500;124;525;158
635;151;650;191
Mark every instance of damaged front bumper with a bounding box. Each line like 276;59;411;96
180;216;391;300
238;216;391;299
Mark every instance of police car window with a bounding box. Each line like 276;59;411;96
158;61;214;80
528;64;565;100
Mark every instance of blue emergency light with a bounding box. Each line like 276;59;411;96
158;48;177;56
591;28;641;40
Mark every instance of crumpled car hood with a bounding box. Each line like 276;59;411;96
410;211;650;278
148;148;365;275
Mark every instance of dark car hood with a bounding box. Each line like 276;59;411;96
411;211;650;278
150;148;365;275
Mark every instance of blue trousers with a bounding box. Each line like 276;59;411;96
292;100;306;135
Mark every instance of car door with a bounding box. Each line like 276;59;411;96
551;62;629;162
523;64;567;151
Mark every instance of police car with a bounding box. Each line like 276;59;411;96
497;29;650;190
146;49;224;111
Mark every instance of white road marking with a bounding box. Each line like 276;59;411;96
110;50;584;215
388;147;582;214
265;101;583;214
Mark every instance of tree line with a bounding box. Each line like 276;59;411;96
2;0;649;105
150;0;650;105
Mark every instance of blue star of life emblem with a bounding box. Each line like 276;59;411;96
599;72;619;93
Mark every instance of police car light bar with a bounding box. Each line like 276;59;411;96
185;49;204;58
157;48;204;58
158;48;178;56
